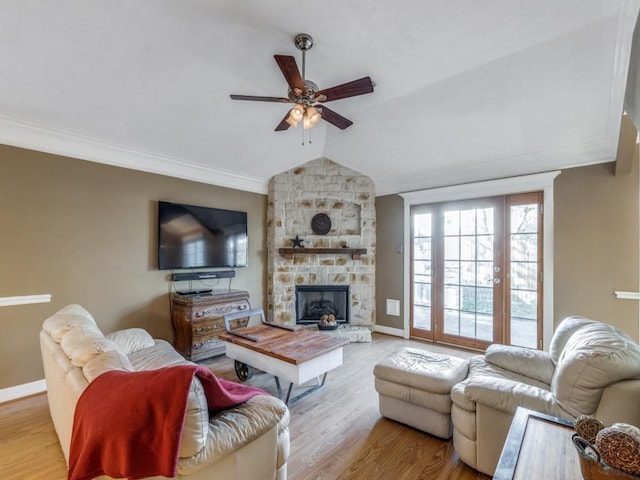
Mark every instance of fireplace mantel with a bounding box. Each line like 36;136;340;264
278;248;367;260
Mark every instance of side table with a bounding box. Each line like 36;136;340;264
494;407;580;480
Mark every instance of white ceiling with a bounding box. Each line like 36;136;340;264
0;1;638;195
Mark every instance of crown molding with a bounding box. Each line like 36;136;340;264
0;116;269;194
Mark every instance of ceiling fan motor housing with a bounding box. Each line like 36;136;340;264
288;80;319;105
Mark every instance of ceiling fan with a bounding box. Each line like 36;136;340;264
230;33;374;131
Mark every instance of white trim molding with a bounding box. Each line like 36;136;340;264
0;116;268;194
400;171;561;349
374;324;405;338
0;294;52;307
0;379;46;404
614;291;640;300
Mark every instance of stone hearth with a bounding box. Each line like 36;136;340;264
266;158;376;333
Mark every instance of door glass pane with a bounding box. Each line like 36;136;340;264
460;210;476;235
442;206;495;342
412;212;432;331
510;203;538;348
460;262;476;285
477;235;493;260
444;236;460;259
414;237;431;259
444;211;460;235
460;236;476;260
444;261;460;284
477;208;494;234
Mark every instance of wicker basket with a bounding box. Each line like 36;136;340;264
572;435;640;480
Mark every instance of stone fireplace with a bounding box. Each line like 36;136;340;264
266;158;376;332
296;285;349;325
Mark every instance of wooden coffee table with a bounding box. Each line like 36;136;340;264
219;321;349;404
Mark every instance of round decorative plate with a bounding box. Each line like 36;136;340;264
311;213;331;235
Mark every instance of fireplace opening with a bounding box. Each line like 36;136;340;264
295;285;349;325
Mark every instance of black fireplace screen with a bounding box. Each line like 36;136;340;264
295;285;349;324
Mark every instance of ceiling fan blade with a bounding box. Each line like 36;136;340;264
314;76;374;102
274;55;304;92
318;105;353;130
230;94;290;103
275;112;292;131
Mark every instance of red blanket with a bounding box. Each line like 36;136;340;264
68;365;267;480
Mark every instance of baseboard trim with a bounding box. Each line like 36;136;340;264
0;379;46;404
373;325;405;337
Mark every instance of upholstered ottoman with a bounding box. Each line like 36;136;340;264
373;347;469;439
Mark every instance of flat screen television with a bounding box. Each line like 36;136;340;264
157;201;248;270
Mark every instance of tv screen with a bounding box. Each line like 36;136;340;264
157;201;248;270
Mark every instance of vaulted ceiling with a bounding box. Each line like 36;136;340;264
0;1;638;195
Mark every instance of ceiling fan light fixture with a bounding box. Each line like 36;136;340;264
287;104;304;126
303;106;322;129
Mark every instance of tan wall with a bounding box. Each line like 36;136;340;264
375;161;640;341
554;161;639;339
375;194;405;329
0;144;267;389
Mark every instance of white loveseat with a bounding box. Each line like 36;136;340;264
451;316;640;476
39;304;290;480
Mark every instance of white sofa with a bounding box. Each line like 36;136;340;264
39;304;290;480
451;316;640;476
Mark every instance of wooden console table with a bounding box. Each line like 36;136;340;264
494;407;580;480
171;290;250;361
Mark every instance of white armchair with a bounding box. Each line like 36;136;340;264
451;316;640;476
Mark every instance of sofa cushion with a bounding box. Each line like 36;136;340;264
485;344;555;385
106;328;155;355
60;324;122;367
462;376;568;419
177;395;289;475
549;316;596;364
42;304;97;343
551;322;640;417
82;350;135;382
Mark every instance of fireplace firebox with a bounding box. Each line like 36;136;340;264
295;285;349;325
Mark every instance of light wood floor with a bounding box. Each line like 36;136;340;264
0;333;491;480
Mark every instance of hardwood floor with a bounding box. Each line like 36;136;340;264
0;333;491;480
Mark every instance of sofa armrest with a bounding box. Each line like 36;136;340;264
485;344;555;385
595;378;640;427
463;376;568;420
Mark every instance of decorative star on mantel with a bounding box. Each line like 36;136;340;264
290;235;305;248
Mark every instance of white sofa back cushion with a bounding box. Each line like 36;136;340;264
42;304;97;342
551;322;640;417
106;328;155;354
549;316;596;364
82;350;135;382
485;344;555;385
60;324;122;367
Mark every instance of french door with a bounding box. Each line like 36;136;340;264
410;192;542;350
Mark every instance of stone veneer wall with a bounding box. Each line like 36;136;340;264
267;158;376;327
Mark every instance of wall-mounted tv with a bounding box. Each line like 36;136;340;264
157;201;248;270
